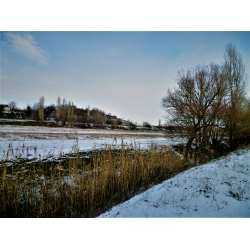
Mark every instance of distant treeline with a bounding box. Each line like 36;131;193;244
0;98;160;130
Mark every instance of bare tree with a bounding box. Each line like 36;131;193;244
56;96;61;122
39;96;44;123
86;105;90;123
162;64;227;152
9;101;17;111
162;43;248;153
67;100;76;123
91;108;106;125
222;43;247;148
70;101;76;122
26;105;32;119
67;101;72;123
61;98;67;124
33;102;39;110
32;102;39;121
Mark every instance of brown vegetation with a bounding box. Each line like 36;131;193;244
0;141;195;218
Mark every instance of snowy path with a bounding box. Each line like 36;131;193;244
98;148;250;218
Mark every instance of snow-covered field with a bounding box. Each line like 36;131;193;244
98;148;250;218
0;125;184;160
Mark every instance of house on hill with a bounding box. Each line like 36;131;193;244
0;105;26;119
2;105;11;111
0;104;11;118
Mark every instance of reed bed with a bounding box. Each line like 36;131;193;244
0;140;191;217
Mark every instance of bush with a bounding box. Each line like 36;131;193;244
143;121;151;128
128;122;137;130
96;124;106;129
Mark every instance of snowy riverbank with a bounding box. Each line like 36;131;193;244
98;147;250;218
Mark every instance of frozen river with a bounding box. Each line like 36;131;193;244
0;125;185;161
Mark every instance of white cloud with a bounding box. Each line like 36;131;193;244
4;32;49;65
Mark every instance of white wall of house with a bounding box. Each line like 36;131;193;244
3;106;10;111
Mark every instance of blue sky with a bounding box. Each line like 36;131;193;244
1;31;249;124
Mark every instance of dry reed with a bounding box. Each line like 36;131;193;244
0;141;192;218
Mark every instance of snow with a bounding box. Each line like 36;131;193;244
0;125;185;161
0;125;164;135
98;148;250;218
4;125;249;218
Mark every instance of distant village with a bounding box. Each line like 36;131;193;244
0;101;164;131
1;104;28;119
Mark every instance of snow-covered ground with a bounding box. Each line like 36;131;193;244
5;125;249;218
98;148;250;218
0;125;163;135
0;125;184;161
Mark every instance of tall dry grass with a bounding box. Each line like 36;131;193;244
0;141;192;217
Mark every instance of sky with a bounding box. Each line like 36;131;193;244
1;31;249;125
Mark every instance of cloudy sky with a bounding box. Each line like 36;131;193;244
1;31;249;124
